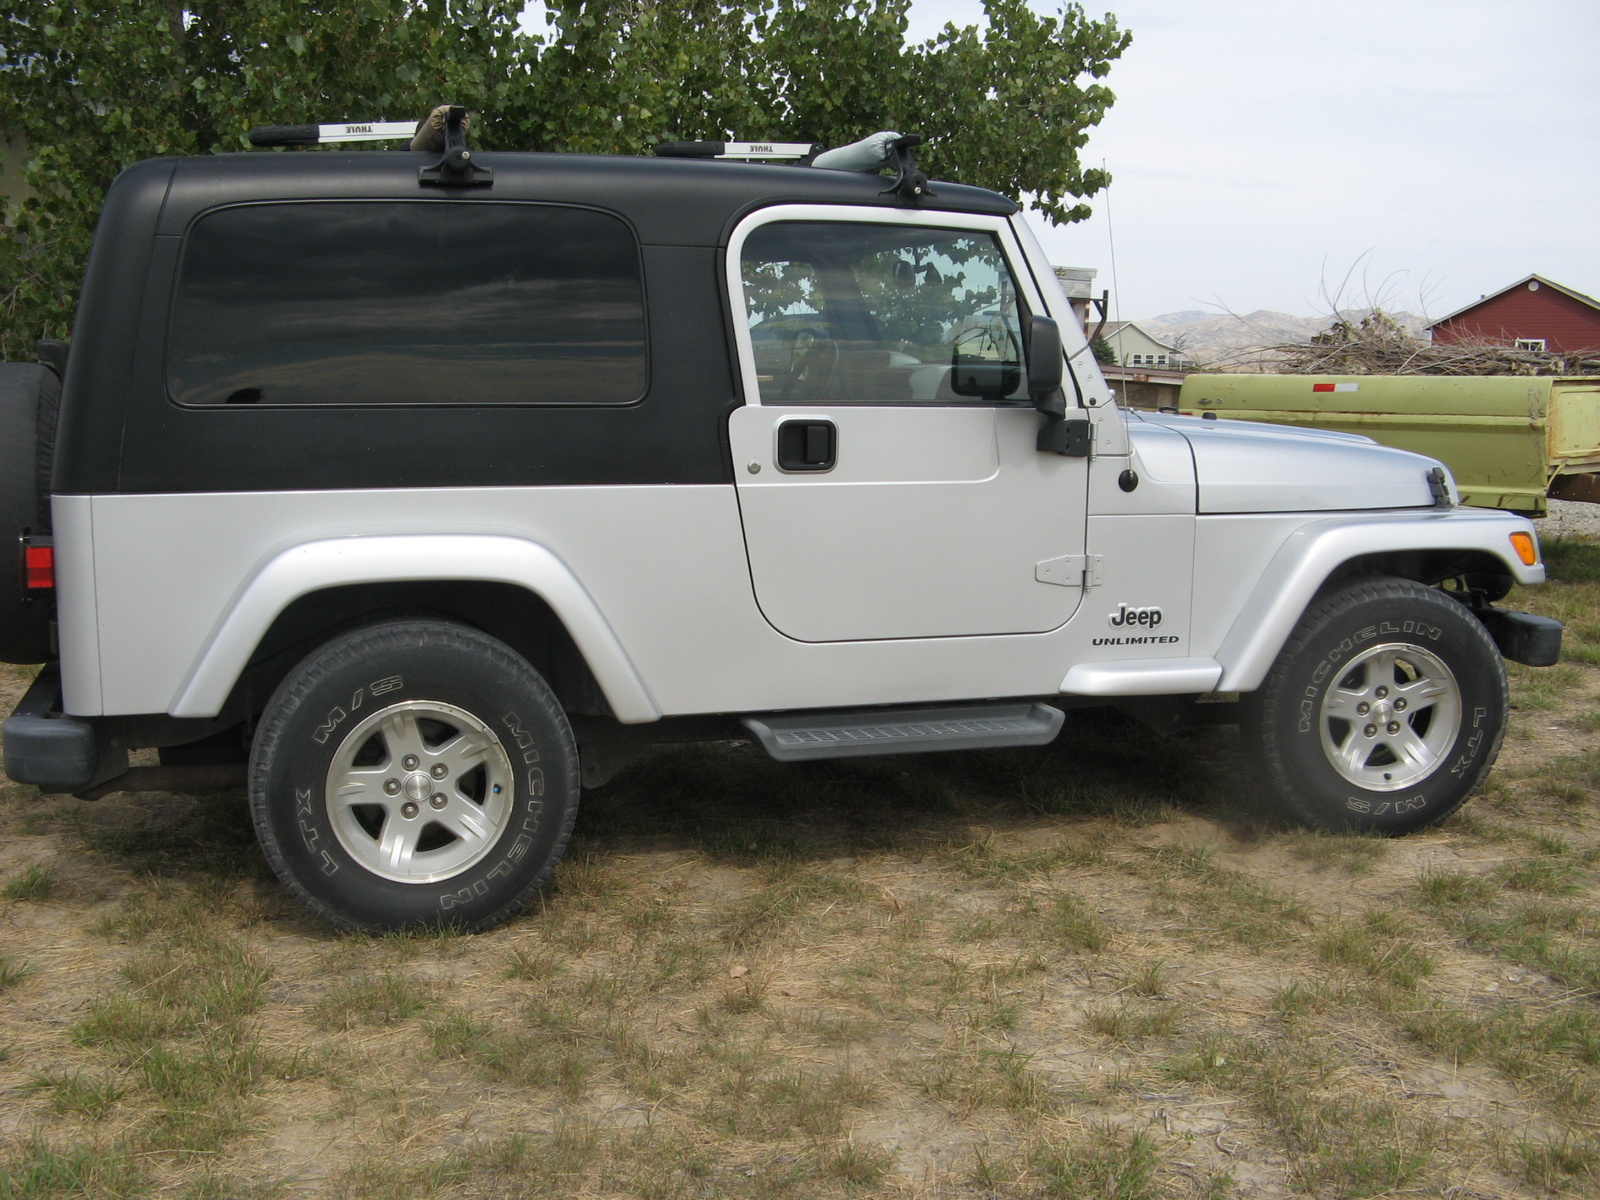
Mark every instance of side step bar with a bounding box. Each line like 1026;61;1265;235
742;702;1065;763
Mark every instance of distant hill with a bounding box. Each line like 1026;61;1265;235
1134;309;1429;366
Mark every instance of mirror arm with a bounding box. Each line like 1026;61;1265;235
1038;416;1092;456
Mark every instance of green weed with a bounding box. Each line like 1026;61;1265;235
915;1041;1055;1116
0;954;33;990
1031;1127;1162;1200
1514;1133;1600;1191
823;1140;893;1187
1084;999;1181;1041
1317;911;1436;989
312;973;429;1029
3;863;58;901
135;1031;272;1153
0;1139;142;1198
428;1008;593;1101
27;1069;125;1120
1415;868;1498;909
1494;855;1584;894
1045;892;1111;952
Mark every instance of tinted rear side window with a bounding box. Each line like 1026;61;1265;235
169;202;647;406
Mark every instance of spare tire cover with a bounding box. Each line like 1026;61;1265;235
0;363;59;663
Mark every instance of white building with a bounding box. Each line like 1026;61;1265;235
1100;320;1192;369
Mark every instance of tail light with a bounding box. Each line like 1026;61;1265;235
23;538;53;589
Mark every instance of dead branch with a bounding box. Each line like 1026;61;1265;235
1208;309;1600;376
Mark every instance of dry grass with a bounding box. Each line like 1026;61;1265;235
0;539;1594;1197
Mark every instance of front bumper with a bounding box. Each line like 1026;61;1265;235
1477;607;1563;667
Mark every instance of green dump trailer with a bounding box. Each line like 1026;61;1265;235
1175;374;1600;515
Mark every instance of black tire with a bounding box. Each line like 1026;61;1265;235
249;619;580;933
0;362;60;664
1243;577;1507;834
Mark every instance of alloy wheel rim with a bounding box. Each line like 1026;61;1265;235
324;700;515;883
1317;641;1462;792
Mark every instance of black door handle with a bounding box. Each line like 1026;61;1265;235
776;419;836;472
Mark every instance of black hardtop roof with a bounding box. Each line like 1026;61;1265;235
115;150;1017;247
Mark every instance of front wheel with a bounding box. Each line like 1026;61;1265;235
1243;578;1507;834
249;619;580;932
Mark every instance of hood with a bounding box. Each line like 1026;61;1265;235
1132;412;1449;514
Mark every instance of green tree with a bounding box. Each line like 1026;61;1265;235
0;0;1128;357
0;0;520;356
1091;332;1116;364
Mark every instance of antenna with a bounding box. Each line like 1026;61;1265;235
1102;158;1121;326
1101;157;1129;410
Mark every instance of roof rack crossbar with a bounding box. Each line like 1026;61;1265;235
651;130;932;201
248;120;417;147
654;141;819;162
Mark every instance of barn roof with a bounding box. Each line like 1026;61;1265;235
1426;274;1600;329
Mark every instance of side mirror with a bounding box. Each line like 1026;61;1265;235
949;355;1021;401
1027;316;1065;416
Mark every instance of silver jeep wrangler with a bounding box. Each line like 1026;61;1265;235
0;127;1561;932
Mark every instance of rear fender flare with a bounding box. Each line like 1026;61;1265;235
1215;510;1544;693
169;535;660;723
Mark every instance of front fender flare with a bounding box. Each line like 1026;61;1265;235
169;535;661;724
1214;508;1544;694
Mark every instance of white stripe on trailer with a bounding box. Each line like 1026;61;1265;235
315;121;419;143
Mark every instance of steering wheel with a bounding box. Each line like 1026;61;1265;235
780;328;839;402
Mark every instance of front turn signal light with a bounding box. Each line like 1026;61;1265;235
1510;531;1538;566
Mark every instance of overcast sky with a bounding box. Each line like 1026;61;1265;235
906;0;1600;320
516;1;1598;322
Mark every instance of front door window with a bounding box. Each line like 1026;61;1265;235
740;222;1027;405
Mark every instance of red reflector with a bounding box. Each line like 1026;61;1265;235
24;545;54;589
1311;383;1335;392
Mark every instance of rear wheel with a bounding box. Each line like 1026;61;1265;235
249;619;580;932
1244;577;1507;834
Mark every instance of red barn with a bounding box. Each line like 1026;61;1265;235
1429;274;1600;353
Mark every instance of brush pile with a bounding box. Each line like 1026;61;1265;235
1229;310;1599;376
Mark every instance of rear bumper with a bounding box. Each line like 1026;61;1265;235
3;665;98;790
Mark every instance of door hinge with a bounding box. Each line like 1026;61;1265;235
1036;554;1102;589
1038;416;1092;457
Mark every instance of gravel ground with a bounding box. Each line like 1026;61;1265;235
1534;498;1600;540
